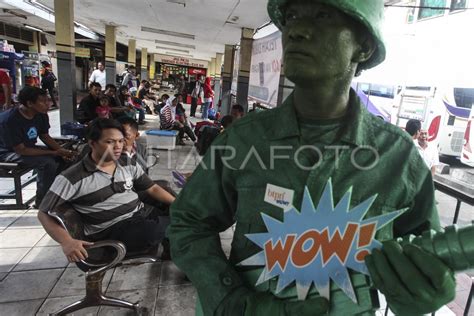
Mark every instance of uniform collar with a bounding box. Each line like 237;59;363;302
265;89;373;146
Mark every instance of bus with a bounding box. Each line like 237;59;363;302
461;107;474;167
394;86;473;158
354;82;398;123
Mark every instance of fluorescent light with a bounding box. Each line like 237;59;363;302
141;26;195;40
156;46;189;53
155;40;195;49
27;0;54;14
24;24;43;32
165;52;193;58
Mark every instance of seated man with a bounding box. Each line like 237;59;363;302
104;84;133;119
37;118;175;262
160;95;196;145
118;116;173;259
0;86;76;206
118;116;152;173
77;82;101;124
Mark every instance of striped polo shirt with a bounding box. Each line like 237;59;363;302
39;154;154;236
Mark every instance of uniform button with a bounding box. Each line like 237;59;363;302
222;276;233;286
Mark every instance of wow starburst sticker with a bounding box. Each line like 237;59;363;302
238;180;406;303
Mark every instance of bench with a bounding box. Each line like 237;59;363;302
0;162;37;210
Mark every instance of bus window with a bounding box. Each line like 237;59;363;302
453;88;474;109
359;83;395;99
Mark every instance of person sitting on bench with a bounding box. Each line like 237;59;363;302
37;118;176;262
0;86;76;206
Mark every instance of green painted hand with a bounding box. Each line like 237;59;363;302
365;241;456;315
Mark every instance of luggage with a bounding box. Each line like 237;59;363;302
196;126;220;156
61;122;86;139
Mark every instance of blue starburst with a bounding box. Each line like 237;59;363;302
238;180;406;302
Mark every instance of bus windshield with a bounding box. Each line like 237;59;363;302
453;88;474;109
359;83;395;99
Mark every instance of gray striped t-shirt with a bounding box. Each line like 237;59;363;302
39;154;154;236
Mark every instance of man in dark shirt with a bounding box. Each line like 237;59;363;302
0;86;75;205
77;82;101;123
104;84;132;119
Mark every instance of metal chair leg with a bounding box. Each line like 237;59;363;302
50;270;140;315
49;298;90;316
464;279;474;316
99;294;140;310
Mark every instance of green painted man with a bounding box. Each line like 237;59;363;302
168;0;457;315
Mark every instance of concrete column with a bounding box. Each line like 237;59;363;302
214;53;224;104
105;25;116;86
149;54;155;80
209;57;216;78
128;39;136;66
54;0;76;124
236;28;254;112
29;31;40;52
141;48;148;80
221;44;235;116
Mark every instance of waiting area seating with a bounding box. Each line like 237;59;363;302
0;162;37;209
49;207;157;315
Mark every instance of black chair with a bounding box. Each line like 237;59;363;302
465;274;474;316
48;207;157;316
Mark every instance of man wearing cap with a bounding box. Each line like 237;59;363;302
168;0;455;315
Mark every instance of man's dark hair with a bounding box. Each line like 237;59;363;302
221;115;234;129
18;86;47;106
119;85;129;94
128;65;136;70
105;84;116;91
231;104;244;113
161;94;170;100
118;116;139;132
86;118;125;141
405;119;422;136
89;82;102;90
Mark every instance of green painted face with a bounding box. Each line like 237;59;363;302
281;1;364;87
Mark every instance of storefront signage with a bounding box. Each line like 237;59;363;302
188;68;206;76
75;47;91;58
248;31;283;108
21;51;39;60
155;54;208;69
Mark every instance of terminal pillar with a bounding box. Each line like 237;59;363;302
141;48;148;80
149;54;156;80
221;44;235;115
105;25;116;86
236;28;254;113
214;53;223;104
128;39;136;67
54;0;76;124
209;57;216;78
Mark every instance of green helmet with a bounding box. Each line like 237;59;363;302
267;0;386;71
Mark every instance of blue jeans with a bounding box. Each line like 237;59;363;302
201;102;211;120
137;108;145;122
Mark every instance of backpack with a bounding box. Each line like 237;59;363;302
196;126;220;156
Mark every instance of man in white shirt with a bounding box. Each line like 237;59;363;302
417;129;440;176
88;62;106;91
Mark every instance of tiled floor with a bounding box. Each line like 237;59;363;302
0;106;473;315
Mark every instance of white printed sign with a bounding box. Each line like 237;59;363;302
248;31;283;108
264;183;294;211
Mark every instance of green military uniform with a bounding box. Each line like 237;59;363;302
168;90;440;315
